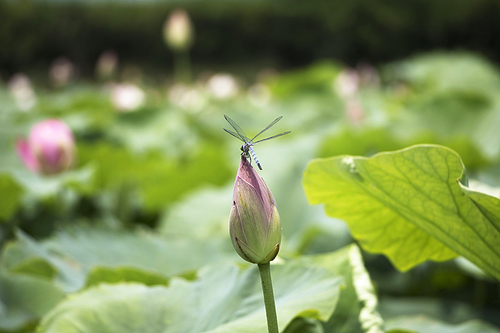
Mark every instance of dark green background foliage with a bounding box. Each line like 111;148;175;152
2;0;500;75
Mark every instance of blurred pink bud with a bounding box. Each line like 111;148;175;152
8;73;37;111
229;156;281;264
96;50;118;80
16;119;76;175
49;57;75;87
163;9;194;51
334;69;359;98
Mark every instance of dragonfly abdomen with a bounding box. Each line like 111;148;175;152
248;146;262;170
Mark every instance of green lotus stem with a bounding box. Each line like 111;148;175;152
258;263;279;333
174;50;191;83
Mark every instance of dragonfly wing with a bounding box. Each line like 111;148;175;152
224;128;245;142
224;115;249;141
250;116;283;142
253;131;291;144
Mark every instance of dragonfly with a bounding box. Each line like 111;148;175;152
224;115;290;170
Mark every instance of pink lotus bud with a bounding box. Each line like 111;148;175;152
16;119;75;175
8;73;37;111
229;156;281;264
95;50;118;80
49;57;75;87
163;9;194;52
334;69;359;98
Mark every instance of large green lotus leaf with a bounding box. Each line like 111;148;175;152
301;244;384;333
303;145;500;279
0;267;65;332
37;261;342;333
0;173;23;221
3;226;234;292
385;315;500;333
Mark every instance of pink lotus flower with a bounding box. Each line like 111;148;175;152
229;156;281;264
17;119;76;175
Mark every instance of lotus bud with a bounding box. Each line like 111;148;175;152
163;9;194;52
229;156;281;264
96;50;118;80
8;73;37;111
16;119;75;175
49;57;75;87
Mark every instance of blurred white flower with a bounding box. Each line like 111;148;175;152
111;84;146;112
49;57;75;87
163;9;194;52
334;69;359;98
96;50;118;80
168;83;206;111
8;73;37;111
207;74;239;99
247;83;271;107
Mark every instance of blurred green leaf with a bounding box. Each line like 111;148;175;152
283;317;324;333
37;261;342;333
386;52;500;96
378;297;480;325
107;110;199;157
268;61;343;98
3;225;235;292
0;267;65;332
385;315;500;333
7;164;96;198
85;266;170;288
385;52;500;159
9;257;57;280
78;142;231;210
158;185;231;239
38;85;115;130
303;145;500;280
318;129;488;171
0;173;23;221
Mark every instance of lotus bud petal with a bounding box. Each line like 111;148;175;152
16;119;75;175
229;156;281;264
163;9;194;52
